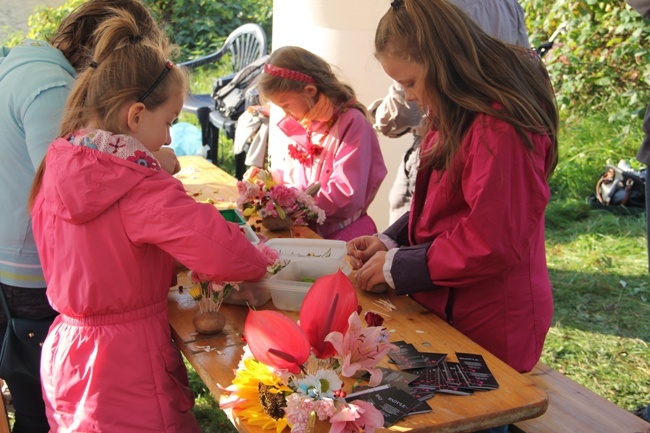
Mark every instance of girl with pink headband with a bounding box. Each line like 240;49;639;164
257;46;387;241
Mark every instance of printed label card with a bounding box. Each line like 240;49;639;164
423;352;447;368
388;341;429;370
455;352;499;390
347;386;423;427
409;400;434;415
409;365;442;390
437;362;474;396
347;367;420;398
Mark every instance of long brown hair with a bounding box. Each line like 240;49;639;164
257;46;368;117
29;10;187;210
375;0;559;178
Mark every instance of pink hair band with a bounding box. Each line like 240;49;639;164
263;63;316;84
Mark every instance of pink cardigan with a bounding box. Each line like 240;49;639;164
274;108;387;238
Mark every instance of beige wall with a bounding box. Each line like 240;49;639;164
270;0;412;232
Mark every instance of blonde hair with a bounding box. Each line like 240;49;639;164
59;9;187;136
257;46;368;117
375;0;558;178
29;9;187;210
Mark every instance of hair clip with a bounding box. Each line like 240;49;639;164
128;35;144;44
263;64;315;84
137;60;174;103
88;61;98;69
390;0;403;10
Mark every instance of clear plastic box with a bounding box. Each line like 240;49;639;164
267;259;350;311
224;278;271;307
264;238;347;261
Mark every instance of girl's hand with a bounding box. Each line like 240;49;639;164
355;251;388;292
346;236;387;270
155;147;181;175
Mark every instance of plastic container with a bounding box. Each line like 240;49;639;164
264;238;347;261
224;278;271;307
267;259;350;311
240;224;260;245
218;209;259;244
219;208;247;225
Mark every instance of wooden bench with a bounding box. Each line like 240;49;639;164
511;362;650;433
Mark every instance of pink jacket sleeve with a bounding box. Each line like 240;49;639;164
315;112;386;224
120;174;267;283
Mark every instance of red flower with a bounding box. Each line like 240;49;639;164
245;309;310;374
299;270;359;359
364;311;385;327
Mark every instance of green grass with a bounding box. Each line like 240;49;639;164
539;108;649;413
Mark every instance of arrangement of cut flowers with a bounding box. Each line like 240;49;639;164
236;167;326;226
220;270;398;433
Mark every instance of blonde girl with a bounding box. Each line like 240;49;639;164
29;11;267;433
258;46;387;241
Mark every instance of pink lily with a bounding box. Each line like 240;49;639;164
325;312;399;386
329;400;384;433
244;309;310;374
299;269;359;359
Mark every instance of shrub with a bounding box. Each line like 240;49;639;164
522;0;650;121
4;0;273;63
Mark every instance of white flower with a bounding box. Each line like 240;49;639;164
293;369;342;399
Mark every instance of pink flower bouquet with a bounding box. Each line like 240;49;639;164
220;270;398;433
236;168;326;226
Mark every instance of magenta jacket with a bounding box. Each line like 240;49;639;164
32;136;267;432
275;108;387;238
385;113;554;373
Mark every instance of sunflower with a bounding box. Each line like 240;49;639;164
226;357;293;432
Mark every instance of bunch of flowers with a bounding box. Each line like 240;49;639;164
220;270;398;433
188;243;282;308
236;168;326;226
188;271;238;313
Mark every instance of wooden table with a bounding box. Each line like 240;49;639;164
169;156;548;433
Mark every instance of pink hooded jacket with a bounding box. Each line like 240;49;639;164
31;136;267;432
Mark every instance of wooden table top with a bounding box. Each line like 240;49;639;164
169;156;548;433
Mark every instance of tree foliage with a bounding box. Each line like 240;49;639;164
7;0;649;121
4;0;273;62
522;0;650;120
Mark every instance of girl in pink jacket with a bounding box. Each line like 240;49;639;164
257;46;387;241
349;0;559;380
29;12;267;433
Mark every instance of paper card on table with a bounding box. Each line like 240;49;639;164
388;341;428;370
376;367;420;390
455;352;500;390
437;362;474;396
409;385;436;401
409;366;441;390
409;400;434;415
349;367;420;397
347;386;423;427
423;352;447;368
